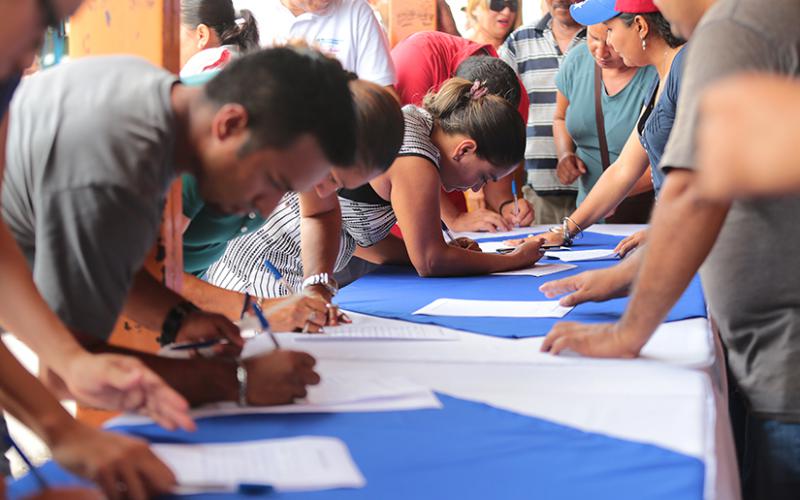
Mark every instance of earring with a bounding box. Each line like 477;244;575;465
641;38;647;51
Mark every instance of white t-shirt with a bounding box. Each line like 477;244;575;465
180;45;239;78
234;0;395;86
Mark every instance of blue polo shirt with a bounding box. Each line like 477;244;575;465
639;46;687;194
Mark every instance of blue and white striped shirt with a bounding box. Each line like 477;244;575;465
500;14;586;194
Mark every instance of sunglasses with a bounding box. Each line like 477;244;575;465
38;0;61;29
489;0;518;12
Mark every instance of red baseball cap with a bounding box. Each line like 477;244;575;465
614;0;659;13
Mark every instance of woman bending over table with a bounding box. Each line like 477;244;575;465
206;78;545;301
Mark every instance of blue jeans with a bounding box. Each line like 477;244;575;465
730;382;800;500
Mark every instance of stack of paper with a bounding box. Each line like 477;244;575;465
413;298;573;318
108;371;442;426
294;323;459;341
544;249;619;262
153;436;365;494
491;263;577;277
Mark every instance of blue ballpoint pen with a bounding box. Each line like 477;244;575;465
264;259;296;295
169;338;230;351
511;179;520;228
250;300;280;349
240;292;252;320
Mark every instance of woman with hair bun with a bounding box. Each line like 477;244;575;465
207;77;545;304
180;0;260;77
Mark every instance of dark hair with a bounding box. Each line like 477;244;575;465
423;77;525;169
618;12;685;49
205;46;356;167
349;79;404;173
454;55;521;110
181;0;260;53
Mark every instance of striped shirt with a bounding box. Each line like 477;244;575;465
206;105;439;297
500;14;586;194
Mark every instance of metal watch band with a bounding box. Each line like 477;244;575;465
236;358;248;407
302;273;338;296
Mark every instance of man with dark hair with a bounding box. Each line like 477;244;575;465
392;30;534;232
2;46;356;407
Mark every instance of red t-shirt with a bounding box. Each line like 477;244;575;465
391;31;529;213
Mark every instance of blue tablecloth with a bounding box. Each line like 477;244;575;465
336;262;707;338
8;395;704;500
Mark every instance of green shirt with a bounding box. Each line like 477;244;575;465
555;43;657;204
180;68;266;277
182;174;266;276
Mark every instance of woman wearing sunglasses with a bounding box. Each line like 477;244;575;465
466;0;522;50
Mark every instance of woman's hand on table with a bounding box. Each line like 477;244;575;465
505;230;564;248
614;229;648;258
448;237;482;252
449;208;510;233
509;238;546;265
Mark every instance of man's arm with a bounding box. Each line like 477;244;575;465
697;74;800;200
541;169;730;356
82;340;320;407
123;268;242;350
0;343;177;499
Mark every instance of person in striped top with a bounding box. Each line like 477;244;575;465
208;78;546;303
500;0;587;224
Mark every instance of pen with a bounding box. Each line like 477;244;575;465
441;220;456;242
250;300;280;349
264;259;295;295
240;292;252;320
5;435;48;490
511;179;520;228
169;338;230;351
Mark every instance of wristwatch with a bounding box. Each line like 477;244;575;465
302;273;339;297
158;301;200;346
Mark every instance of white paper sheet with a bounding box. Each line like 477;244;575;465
491;263;578;277
293;323;459;341
477;240;519;253
456;227;540;241
544;249;619;262
413;298;573;318
303;374;430;404
102;367;443;425
153;436;365;494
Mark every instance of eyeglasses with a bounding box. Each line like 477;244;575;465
489;0;518;13
38;0;61;30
